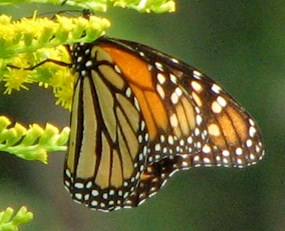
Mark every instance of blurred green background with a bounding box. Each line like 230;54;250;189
0;1;284;230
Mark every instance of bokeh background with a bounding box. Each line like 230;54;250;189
0;1;284;230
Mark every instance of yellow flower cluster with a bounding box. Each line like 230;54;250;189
0;13;110;109
0;0;175;13
111;0;175;13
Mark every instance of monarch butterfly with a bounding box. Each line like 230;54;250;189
64;36;264;212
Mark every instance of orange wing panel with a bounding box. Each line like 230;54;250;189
102;45;170;140
144;90;168;132
101;45;153;89
131;84;157;139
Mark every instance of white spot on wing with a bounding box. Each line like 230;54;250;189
217;96;227;107
249;126;257;137
222;150;230;157
171;92;179;104
235;147;243;156
191;81;202;92
171;58;179;63
85;60;92;67
125;88;132;97
170;74;177;84
155;62;164;71
168;136;174;145
114;65;121;74
157;73;166;84
211;84;222;94
211;101;222;113
246;139;253;147
193;70;202;79
196;115;202;125
202;144;211;153
175;87;183;96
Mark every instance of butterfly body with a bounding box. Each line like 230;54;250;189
64;37;264;211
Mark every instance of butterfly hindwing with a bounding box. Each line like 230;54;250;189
64;43;149;211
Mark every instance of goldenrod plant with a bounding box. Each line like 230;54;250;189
0;0;175;229
0;207;33;231
0;13;111;110
0;116;70;163
0;0;175;13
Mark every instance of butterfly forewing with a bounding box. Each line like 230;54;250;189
98;39;206;164
101;37;264;167
64;37;264;211
183;75;264;168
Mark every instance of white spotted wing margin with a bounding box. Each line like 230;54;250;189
124;156;190;207
64;42;149;211
170;62;265;168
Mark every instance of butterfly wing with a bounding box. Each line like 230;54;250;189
100;37;264;167
64;37;264;211
179;69;265;168
64;43;150;211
